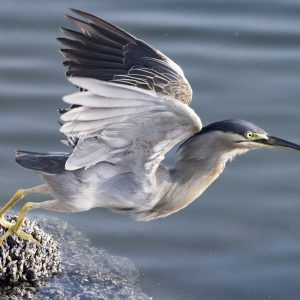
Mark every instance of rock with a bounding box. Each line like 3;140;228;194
0;214;151;299
0;216;62;291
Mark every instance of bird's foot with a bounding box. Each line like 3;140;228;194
0;222;41;247
0;220;41;247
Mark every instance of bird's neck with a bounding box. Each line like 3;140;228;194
167;152;227;213
173;154;225;193
148;133;247;220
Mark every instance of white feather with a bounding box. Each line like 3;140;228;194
61;105;166;122
68;77;157;99
61;79;202;171
63;92;159;107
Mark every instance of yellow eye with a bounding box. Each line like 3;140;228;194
246;131;255;139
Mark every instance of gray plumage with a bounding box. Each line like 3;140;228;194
15;9;300;222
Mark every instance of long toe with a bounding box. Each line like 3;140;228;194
0;218;15;246
0;224;41;247
0;217;14;229
14;229;41;247
0;228;13;246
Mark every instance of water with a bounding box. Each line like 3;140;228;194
1;1;300;299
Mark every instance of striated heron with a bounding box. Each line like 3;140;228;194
0;9;299;246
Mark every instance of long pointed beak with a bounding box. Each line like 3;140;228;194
256;136;300;151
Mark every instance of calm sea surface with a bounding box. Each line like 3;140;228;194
1;1;300;299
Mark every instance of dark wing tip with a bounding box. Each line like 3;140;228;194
70;8;96;20
64;14;90;29
69;8;137;42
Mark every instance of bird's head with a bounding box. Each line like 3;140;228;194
178;120;300;162
199;119;300;153
179;119;300;163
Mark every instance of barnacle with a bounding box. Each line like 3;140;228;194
0;216;62;295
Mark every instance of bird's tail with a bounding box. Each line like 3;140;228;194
15;150;69;174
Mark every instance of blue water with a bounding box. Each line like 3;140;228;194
1;1;300;299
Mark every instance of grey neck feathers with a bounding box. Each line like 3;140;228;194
146;131;248;220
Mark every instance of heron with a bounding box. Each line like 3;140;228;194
0;9;299;246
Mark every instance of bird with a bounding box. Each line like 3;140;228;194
0;9;299;246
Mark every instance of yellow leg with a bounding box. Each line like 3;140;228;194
0;201;42;247
0;185;49;246
0;185;48;218
0;219;13;229
0;189;32;230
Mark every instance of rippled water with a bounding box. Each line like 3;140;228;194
1;1;300;299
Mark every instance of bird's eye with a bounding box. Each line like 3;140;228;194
246;131;255;139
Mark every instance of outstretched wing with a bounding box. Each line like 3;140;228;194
58;9;192;104
58;10;201;173
60;77;201;171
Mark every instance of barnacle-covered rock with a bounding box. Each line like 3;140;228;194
0;216;62;298
0;214;150;299
0;217;61;284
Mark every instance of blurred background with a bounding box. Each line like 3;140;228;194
1;1;300;299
